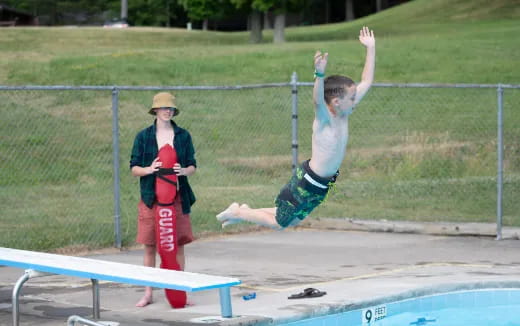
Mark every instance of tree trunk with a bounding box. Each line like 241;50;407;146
325;0;330;23
121;0;128;20
376;0;388;12
345;0;354;21
273;13;285;43
202;19;208;31
166;0;170;27
249;10;263;43
51;1;57;25
263;11;271;29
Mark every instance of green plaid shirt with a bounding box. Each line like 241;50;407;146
130;120;197;214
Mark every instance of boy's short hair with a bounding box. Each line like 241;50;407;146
324;75;355;104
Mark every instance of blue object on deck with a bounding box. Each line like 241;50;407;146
243;292;257;300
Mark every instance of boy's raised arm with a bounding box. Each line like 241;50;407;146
354;26;376;105
313;51;329;120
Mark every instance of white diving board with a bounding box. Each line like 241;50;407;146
0;247;241;325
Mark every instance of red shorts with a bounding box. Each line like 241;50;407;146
136;197;194;246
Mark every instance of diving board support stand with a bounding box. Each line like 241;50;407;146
91;279;100;319
11;269;101;326
219;287;232;318
12;270;55;326
67;315;106;326
12;270;30;326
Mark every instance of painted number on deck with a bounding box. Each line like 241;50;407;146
362;305;387;325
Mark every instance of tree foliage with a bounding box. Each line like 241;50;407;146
2;0;118;24
2;0;188;26
231;0;305;13
179;0;234;23
127;0;170;26
2;0;111;14
2;0;410;28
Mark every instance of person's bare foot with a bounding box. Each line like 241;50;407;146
216;202;241;228
135;294;153;307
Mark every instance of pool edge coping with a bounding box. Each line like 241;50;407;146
268;281;520;326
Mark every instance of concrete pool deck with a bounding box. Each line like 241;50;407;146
1;219;520;326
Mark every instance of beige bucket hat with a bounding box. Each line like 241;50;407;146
148;92;179;116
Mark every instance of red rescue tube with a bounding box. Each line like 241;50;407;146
155;144;187;308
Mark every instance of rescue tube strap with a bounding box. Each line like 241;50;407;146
156;168;176;175
157;174;178;186
157;201;175;206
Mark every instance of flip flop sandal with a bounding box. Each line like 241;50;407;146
288;287;327;299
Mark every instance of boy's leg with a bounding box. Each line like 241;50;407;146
217;203;279;228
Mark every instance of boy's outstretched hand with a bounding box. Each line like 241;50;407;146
314;50;328;74
359;26;375;48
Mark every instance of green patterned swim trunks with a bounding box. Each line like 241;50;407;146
275;160;339;228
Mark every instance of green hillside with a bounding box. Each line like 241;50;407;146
0;0;519;85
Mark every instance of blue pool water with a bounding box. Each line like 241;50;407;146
279;289;520;326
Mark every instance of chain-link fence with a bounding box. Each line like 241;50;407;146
1;79;518;251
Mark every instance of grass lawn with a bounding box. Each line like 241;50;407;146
0;0;519;251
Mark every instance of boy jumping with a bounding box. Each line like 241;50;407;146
217;26;375;229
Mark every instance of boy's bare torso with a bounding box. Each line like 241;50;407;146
309;112;350;178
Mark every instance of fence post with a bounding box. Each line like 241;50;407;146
291;72;299;173
496;84;504;240
111;88;122;248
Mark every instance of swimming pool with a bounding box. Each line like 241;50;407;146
278;289;520;326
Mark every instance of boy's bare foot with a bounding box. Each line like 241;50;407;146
135;294;153;307
216;202;241;228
